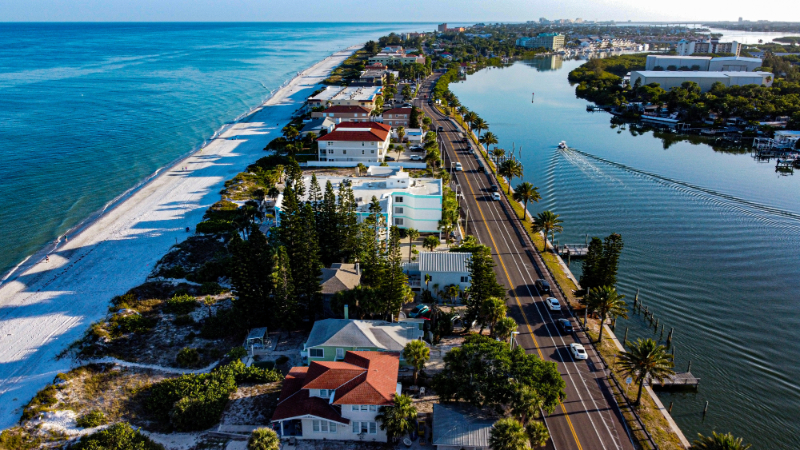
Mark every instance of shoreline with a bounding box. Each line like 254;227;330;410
0;44;360;429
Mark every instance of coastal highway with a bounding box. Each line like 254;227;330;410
418;77;636;450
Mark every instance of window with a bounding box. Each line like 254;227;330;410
328;149;333;154
343;150;347;154
313;420;336;433
361;405;368;411
395;207;403;214
371;150;375;154
394;218;404;226
362;142;365;146
353;421;377;434
369;405;377;412
336;348;344;359
327;142;333;146
309;348;323;358
362;150;365;154
395;196;404;203
370;422;377;434
461;276;469;283
319;389;331;398
352;405;359;411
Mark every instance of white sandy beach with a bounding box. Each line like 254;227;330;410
0;46;357;429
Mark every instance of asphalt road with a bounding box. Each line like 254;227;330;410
417;76;636;450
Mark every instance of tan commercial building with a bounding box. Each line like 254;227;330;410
515;33;565;50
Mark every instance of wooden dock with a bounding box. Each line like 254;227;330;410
650;372;700;390
556;244;589;258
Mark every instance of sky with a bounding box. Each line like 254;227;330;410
2;0;799;23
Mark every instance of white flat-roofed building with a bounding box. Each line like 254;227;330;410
403;252;471;296
318;122;392;163
676;38;740;56
646;55;712;71
274;170;443;233
308;86;383;110
708;56;763;72
630;71;774;92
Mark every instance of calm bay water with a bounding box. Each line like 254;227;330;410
451;57;800;448
0;22;434;277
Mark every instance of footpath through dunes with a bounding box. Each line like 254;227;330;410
0;46;359;430
419;78;636;450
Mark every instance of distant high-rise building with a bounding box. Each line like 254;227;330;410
676;39;741;56
539;17;549;24
739;17;743;22
516;33;566;50
437;23;447;32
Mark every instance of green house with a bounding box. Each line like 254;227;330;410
301;319;425;366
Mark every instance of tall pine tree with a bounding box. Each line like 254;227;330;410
318;180;339;266
229;226;274;328
381;226;412;319
271;245;298;329
465;245;506;327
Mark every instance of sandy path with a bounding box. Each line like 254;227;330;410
0;46;358;428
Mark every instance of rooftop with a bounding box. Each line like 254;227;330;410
417;251;471;273
320;122;391;142
309;85;382;103
305;319;425;352
633;71;772;78
432;403;496;448
320;263;361;295
297;173;442;201
321;105;371;114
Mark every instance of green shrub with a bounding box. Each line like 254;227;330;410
275;355;289;365
21;384;58;421
165;294;198;315
196;219;235;235
0;427;41;450
248;427;279;450
176;347;200;367
173;314;195;327
160;265;187;279
199;282;224;295
76;410;107;428
72;422;164;450
227;346;248;360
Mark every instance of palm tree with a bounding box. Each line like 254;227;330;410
247;427;279;450
356;163;367;177
282;125;299;141
585;286;628;344
423;235;439;252
464;111;478;130
531;211;563;252
376;394;418;442
481;296;507;336
472;117;488;138
457;106;469;117
406;228;420;263
511;383;544;424
691;432;751;450
495;316;518;341
512;183;541;221
397;126;406;144
424;273;432;291
489;418;529;450
446;284;460;304
402;340;430;385
525;421;550;448
617;338;675;406
480;131;499;152
492;147;506;164
498;160;523;194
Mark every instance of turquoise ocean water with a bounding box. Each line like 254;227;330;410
0;22;434;277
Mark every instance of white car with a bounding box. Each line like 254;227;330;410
570;343;588;360
546;297;561;311
492;192;502;201
409;154;424;161
455;162;463;171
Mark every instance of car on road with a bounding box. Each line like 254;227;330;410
557;318;573;334
490;184;499;192
408;304;430;318
384;156;395;161
410;146;424;151
455;162;463;171
535;279;551;294
410;154;424;161
546;297;561;311
570;343;588;360
438;126;444;132
492;192;502;201
427;100;433;105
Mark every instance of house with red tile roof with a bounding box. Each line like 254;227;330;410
311;105;373;123
318;122;392;163
382;107;412;128
271;351;401;442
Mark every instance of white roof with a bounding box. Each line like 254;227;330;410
417;252;471;273
633;71;771;78
711;56;762;63
305;319;424;351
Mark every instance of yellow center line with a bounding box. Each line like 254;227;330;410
439;113;584;450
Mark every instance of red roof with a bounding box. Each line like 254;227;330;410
320;122;391;142
271;351;399;423
322;105;371;114
383;108;412;116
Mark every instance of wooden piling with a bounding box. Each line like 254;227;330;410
667;328;674;347
703;401;709;415
668;401;673;413
687;360;692;373
623;327;628;344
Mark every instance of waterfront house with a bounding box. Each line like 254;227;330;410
307;86;383;111
432;403;494;450
317;122;392;163
403;252;471;299
271;351;401;442
382;107;412;128
300;117;337;137
273;170;443;233
301;319;425;364
312;105;373;123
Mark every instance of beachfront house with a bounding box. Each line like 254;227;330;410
300;117;337;137
273;169;443;233
300;318;425;365
307;86;383;111
271;351;401;442
311;105;373;123
403;252;471;299
317;122;391;163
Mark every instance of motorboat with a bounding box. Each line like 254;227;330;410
558;141;567;149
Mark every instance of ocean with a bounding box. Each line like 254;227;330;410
0;22;434;278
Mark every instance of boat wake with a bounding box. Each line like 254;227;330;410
560;148;800;224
